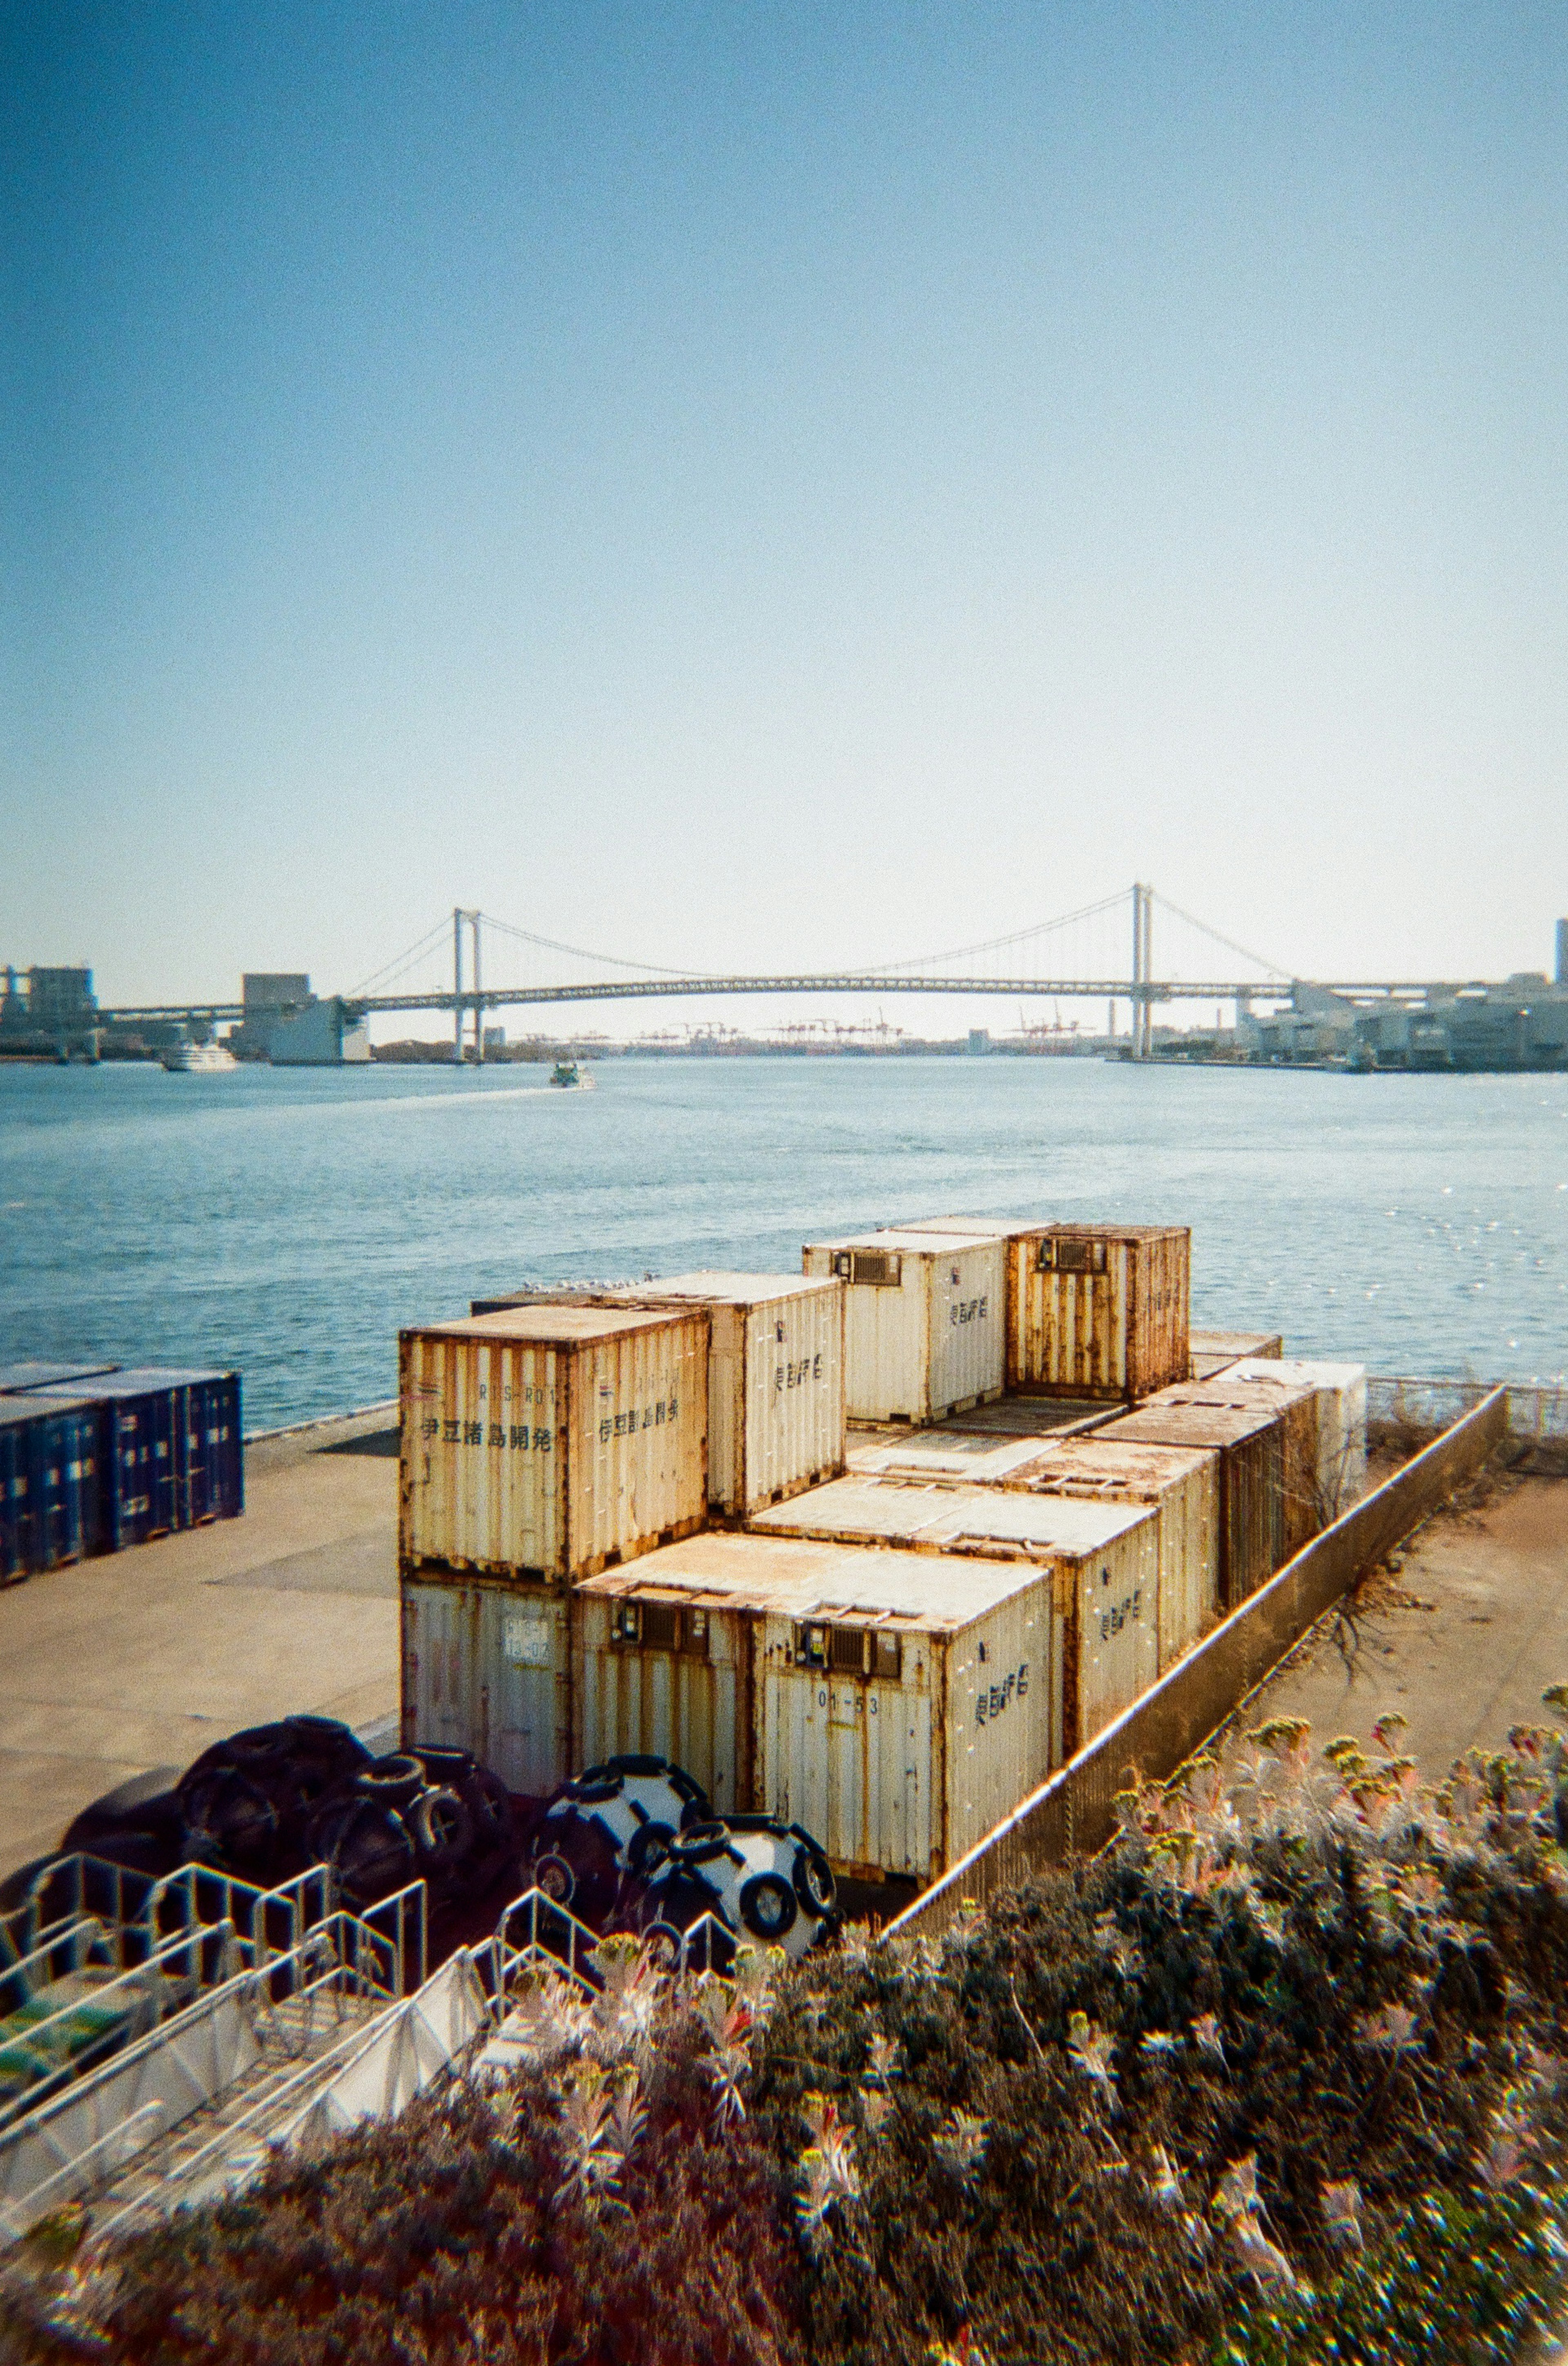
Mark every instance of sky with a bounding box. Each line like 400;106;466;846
3;1;1565;1031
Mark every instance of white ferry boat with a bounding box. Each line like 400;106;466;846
160;1037;239;1074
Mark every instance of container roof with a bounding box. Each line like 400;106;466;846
412;1306;704;1346
607;1271;840;1307
1189;1331;1283;1356
805;1228;1007;1254
1005;1437;1219;1494
0;1361;119;1394
748;1475;1154;1560
1228;1357;1366;1389
0;1392;98;1428
1098;1395;1284;1449
848;1434;1049;1482
42;1367;236;1396
576;1528;1045;1629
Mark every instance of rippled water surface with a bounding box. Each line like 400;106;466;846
2;1057;1564;1430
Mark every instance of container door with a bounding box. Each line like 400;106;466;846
0;1428;26;1583
766;1663;831;1851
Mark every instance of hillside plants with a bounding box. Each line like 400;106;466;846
10;1704;1568;2364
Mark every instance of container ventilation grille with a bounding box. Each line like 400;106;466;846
833;1249;903;1287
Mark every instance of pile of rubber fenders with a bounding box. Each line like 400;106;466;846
523;1753;837;1963
57;1717;514;1911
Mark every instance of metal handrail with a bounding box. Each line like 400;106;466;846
0;1919;236;2130
0;2100;169;2243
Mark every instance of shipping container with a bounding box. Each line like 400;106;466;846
400;1572;571;1797
1188;1330;1283;1380
1005;1224;1190;1400
801;1231;1005;1423
42;1369;243;1547
1226;1359;1368;1521
995;1436;1220;1673
578;1530;1057;1882
471;1273;839;1518
0;1360;120;1394
400;1307;709;1583
1207;1374;1321;1557
748;1477;1160;1753
847;1430;1056;1484
0;1394;102;1579
1097;1392;1286;1610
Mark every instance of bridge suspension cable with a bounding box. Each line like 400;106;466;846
474;910;715;979
871;888;1134;974
1147;890;1293;982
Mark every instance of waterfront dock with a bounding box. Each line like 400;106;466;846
0;1407;400;1875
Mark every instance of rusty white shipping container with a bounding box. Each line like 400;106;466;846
471;1275;844;1518
598;1273;845;1517
1098;1389;1285;1611
578;1530;1055;1882
749;1476;1160;1755
997;1436;1220;1673
1189;1329;1283;1380
400;1306;708;1583
1226;1359;1368;1523
801;1230;1005;1424
400;1573;571;1797
1005;1224;1191;1400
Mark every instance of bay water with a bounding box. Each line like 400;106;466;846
1;1057;1564;1434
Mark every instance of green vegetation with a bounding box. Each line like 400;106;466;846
10;1705;1568;2364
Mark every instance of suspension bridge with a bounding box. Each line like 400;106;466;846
76;883;1455;1060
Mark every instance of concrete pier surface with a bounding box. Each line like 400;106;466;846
1218;1459;1568;1778
0;1407;399;1878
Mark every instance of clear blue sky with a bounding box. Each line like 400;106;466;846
3;2;1564;1019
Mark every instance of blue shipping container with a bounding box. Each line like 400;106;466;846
0;1394;102;1579
44;1368;243;1548
0;1360;120;1394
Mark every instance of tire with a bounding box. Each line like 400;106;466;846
639;1918;686;1970
570;1777;621;1806
533;1850;576;1905
627;1820;675;1877
792;1847;836;1917
352;1754;425;1808
411;1786;473;1867
671;1821;732;1866
604;1754;670;1779
412;1744;475;1787
215;1724;296;1771
738;1873;798;1941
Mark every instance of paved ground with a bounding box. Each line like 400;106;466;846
1217;1452;1568;1780
0;1408;400;1876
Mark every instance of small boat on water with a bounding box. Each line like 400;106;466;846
550;1058;592;1089
160;1037;238;1074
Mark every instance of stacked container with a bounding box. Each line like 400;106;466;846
1189;1331;1283;1380
575;1529;1056;1881
748;1476;1160;1757
399;1305;710;1795
0;1395;102;1582
39;1368;243;1549
1004;1224;1190;1400
993;1436;1220;1673
400;1307;709;1583
1096;1389;1285;1612
884;1217;1191;1400
1226;1359;1368;1523
801;1230;1005;1424
476;1274;846;1519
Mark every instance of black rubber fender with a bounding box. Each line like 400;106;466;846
627;1820;675;1876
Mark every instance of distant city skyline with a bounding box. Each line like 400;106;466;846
5;3;1565;1016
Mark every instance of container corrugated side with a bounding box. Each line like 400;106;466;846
0;1410;24;1583
43;1372;183;1550
1228;1358;1368;1517
1097;1395;1287;1611
1008;1226;1190;1400
0;1395;103;1576
802;1233;1004;1423
400;1310;708;1581
1000;1437;1220;1673
606;1275;845;1516
575;1590;751;1815
400;1572;571;1797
